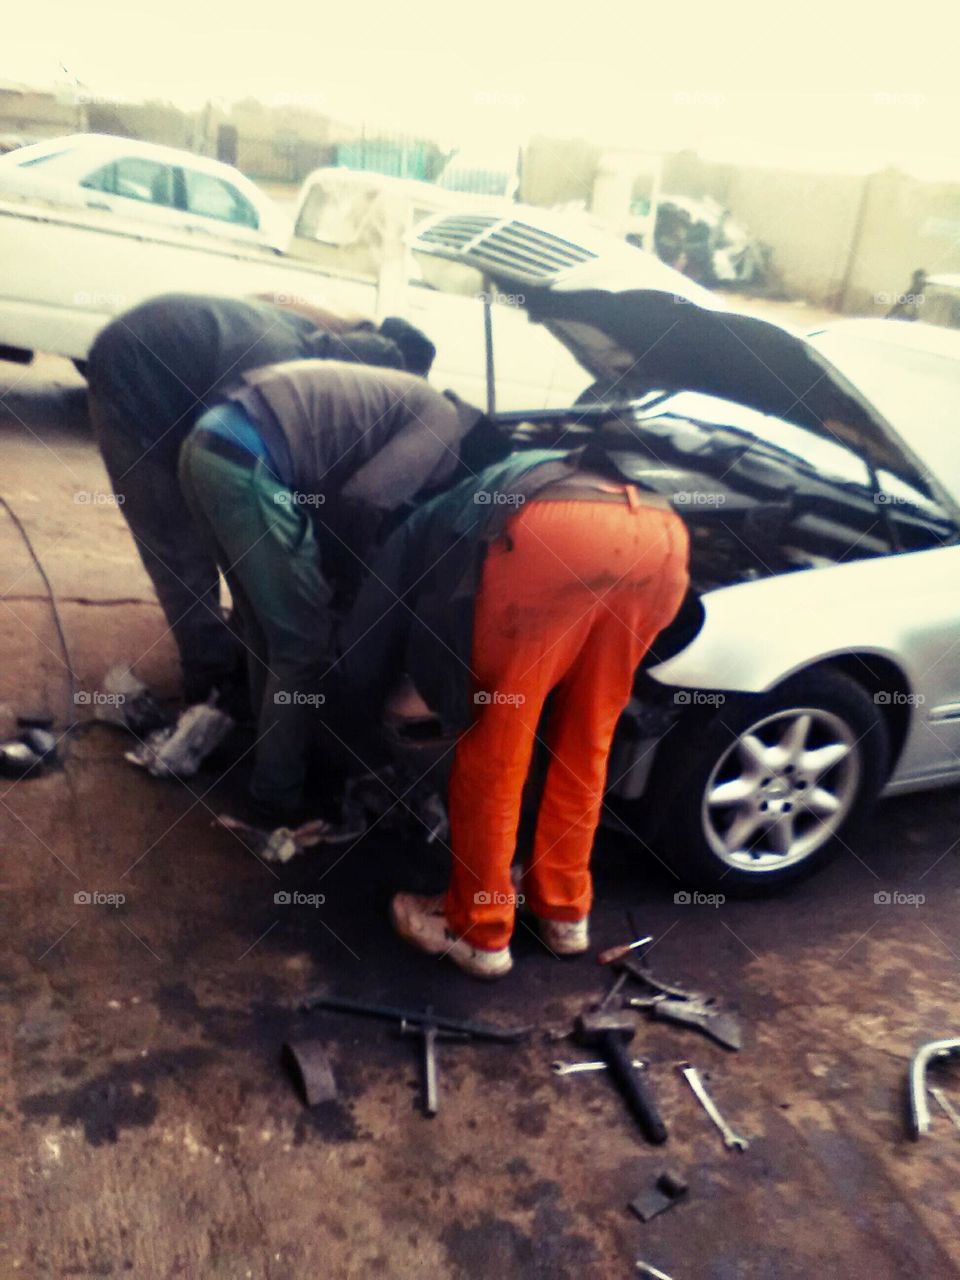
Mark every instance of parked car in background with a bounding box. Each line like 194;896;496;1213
407;210;960;892
0;134;291;250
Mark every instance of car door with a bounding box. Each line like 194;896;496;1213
79;156;182;230
179;166;263;246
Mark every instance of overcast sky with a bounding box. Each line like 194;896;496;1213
7;1;960;176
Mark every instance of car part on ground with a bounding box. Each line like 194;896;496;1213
629;1171;689;1222
908;1037;960;1138
282;1040;338;1106
124;700;234;778
215;813;364;863
96;663;170;737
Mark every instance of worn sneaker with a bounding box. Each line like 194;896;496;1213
510;866;590;956
389;892;513;980
537;916;590;956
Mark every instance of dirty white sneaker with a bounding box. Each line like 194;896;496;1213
537;916;590;956
390;892;513;980
510;866;590;956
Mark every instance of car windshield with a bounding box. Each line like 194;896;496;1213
808;330;960;501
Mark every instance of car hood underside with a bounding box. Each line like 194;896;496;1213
522;286;917;482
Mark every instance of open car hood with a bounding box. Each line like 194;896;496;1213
412;210;936;490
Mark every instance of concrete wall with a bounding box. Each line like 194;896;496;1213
841;170;960;314
520;135;598;209
0;89;81;142
662;154;866;308
522;138;960;316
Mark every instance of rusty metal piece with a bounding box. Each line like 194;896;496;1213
909;1037;960;1137
283;1040;338;1106
629;1170;689;1222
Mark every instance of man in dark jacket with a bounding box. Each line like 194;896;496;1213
178;359;484;826
87;291;434;704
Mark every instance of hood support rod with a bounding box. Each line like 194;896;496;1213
482;278;496;418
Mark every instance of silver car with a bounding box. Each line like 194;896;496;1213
412;211;960;891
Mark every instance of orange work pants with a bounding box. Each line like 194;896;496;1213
445;494;690;952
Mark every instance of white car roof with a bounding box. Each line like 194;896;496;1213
2;133;258;187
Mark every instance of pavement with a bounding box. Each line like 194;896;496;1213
2;355;960;1279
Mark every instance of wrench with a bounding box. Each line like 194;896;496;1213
552;1058;646;1076
679;1064;749;1151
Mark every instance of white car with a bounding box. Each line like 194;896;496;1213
410;210;960;892
0;134;290;251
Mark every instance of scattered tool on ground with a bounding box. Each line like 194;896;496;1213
908;1036;960;1138
299;993;531;1117
600;932;743;1051
217;812;364;863
928;1086;960;1134
0;713;59;779
401;1011;469;1117
629;1170;688;1222
635;1261;676;1280
551;1057;646;1076
679;1063;749;1151
597;935;654;965
283;1040;338;1106
575;1009;667;1144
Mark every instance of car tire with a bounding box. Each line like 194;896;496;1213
72;358;87;379
640;669;891;893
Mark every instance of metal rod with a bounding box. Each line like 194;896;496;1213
299;993;532;1042
483;285;496;418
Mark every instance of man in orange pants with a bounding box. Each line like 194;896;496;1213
339;451;690;978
